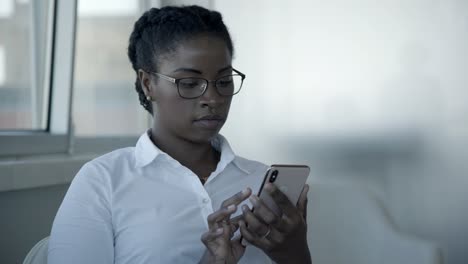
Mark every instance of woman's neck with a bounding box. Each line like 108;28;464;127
149;127;220;178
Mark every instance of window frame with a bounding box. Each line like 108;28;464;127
0;0;77;157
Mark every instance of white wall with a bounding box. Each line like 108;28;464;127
215;1;468;263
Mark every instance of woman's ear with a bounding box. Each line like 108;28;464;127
138;69;154;100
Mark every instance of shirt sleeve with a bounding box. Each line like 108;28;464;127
48;162;114;264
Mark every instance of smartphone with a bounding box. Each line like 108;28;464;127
231;164;310;222
257;164;310;216
237;164;310;244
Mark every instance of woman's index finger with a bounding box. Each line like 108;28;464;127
220;188;252;209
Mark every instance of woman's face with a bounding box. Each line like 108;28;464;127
146;35;233;143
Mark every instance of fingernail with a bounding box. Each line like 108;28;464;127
242;205;249;212
242;188;250;195
228;204;236;211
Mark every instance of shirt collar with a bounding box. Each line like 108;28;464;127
210;134;251;175
134;130;252;174
134;130;164;168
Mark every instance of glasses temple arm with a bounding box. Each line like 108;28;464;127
151;72;177;83
232;68;246;79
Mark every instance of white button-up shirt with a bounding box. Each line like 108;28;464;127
48;131;272;264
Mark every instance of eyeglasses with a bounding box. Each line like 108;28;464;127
149;68;246;99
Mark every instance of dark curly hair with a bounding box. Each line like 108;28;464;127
127;5;234;115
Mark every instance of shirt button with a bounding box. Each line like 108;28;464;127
202;198;210;204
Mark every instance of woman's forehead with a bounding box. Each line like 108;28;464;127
157;35;232;74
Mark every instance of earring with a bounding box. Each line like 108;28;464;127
146;95;152;101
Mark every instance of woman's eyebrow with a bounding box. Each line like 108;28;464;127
172;66;232;75
172;68;203;74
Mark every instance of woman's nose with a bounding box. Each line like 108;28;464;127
199;81;225;107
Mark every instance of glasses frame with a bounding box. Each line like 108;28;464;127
148;68;246;99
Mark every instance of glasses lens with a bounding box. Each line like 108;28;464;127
216;75;243;96
178;78;207;98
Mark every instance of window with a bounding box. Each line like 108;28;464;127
0;0;53;131
0;0;76;156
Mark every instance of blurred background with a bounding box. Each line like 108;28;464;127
0;0;467;263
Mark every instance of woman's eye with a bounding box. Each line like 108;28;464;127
179;79;201;89
218;78;233;87
218;81;232;87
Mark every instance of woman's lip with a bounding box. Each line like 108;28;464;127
193;119;225;129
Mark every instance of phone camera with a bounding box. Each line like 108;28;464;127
269;170;278;182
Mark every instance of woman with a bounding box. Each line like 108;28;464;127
48;5;311;264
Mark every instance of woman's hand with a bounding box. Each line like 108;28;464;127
200;188;252;264
239;183;311;264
